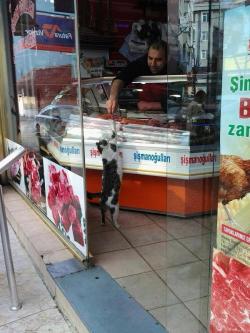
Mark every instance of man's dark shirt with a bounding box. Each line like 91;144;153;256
115;54;182;87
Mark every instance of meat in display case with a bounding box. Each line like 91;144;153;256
36;75;219;216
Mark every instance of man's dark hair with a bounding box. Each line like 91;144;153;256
195;90;207;104
148;40;167;53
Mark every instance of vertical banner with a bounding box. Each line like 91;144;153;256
43;158;87;257
210;6;250;333
217;5;250;267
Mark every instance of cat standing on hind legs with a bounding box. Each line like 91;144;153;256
87;130;123;228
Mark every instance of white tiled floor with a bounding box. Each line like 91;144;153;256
94;248;152;278
178;233;212;260
116;271;179;309
89;230;131;254
150;303;207;333
184;296;209;327
137;240;198;269
89;205;216;333
121;223;171;246
162;261;209;302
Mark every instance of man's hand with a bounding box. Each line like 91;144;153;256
106;97;118;114
106;79;124;114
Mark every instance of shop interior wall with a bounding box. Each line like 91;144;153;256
78;0;167;67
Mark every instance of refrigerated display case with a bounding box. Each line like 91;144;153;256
36;75;219;216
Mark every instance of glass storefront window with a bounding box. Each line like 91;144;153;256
9;0;88;259
2;0;249;332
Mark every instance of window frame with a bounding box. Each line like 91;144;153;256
202;12;208;23
201;49;207;59
201;31;208;41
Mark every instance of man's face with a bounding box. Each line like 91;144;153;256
147;47;166;74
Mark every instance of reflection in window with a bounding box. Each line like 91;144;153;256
201;49;207;59
202;31;208;41
202;12;209;22
192;27;196;43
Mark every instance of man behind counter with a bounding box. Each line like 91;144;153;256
106;40;181;114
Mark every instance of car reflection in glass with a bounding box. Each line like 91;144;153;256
35;105;80;150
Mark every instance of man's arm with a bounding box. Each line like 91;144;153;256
106;79;125;114
106;55;147;113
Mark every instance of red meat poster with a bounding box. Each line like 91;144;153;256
6;139;46;211
210;250;250;333
43;158;87;257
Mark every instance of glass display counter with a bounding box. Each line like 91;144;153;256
36;75;219;216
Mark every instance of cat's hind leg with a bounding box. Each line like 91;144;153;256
110;204;120;228
100;202;106;226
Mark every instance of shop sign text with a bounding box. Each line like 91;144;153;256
133;151;170;164
230;75;250;93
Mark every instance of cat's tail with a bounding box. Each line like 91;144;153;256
87;191;101;200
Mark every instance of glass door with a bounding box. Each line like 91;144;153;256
79;1;220;332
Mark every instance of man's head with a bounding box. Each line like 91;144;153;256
147;40;167;74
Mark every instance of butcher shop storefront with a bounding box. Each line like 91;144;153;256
0;0;250;332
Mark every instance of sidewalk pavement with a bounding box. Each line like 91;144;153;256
0;221;75;332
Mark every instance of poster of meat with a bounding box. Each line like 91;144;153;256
43;158;87;257
6;139;26;194
210;250;250;333
22;151;46;210
6;139;46;210
216;6;250;266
